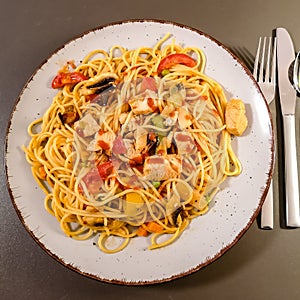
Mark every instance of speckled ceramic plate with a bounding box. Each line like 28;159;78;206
5;20;274;285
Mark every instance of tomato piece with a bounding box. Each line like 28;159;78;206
97;140;110;151
51;72;87;89
157;53;197;75
112;136;127;155
140;77;158;92
80;162;114;194
97;161;114;179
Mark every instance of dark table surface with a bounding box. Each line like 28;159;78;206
1;1;300;299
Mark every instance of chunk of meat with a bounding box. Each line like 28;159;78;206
123;139;143;162
225;99;248;136
134;126;148;153
87;130;116;153
143;154;182;181
174;132;196;155
128;93;158;114
161;104;178;126
129;97;157;114
177;107;192;129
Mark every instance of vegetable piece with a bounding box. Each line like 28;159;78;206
151;115;165;128
93;84;114;94
87;77;116;95
173;206;183;225
125;192;144;216
175;181;192;201
161;69;170;77
136;226;149;237
191;191;209;210
151;116;168;138
126;192;143;203
146;221;164;233
157;53;197;75
87;77;115;89
168;84;186;107
152;181;161;189
97;161;114;179
51;72;87;89
38;165;47;180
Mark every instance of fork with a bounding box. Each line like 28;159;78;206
253;37;277;229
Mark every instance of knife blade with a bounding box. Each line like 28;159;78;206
276;27;300;227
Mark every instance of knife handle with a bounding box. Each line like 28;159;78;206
283;114;300;227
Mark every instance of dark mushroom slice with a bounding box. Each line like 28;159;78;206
87;77;116;94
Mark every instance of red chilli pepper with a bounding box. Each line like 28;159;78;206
51;72;88;89
157;53;197;75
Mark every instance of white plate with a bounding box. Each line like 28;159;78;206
5;20;274;285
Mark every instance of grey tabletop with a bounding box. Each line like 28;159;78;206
1;1;300;299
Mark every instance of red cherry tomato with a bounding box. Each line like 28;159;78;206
157;53;197;75
51;72;87;89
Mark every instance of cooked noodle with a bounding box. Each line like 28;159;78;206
23;34;244;253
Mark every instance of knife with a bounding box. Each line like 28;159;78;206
276;27;300;227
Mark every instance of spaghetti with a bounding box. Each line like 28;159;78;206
23;34;246;253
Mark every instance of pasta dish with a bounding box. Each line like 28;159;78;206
23;34;248;253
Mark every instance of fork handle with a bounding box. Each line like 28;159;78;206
283;115;300;227
261;180;274;229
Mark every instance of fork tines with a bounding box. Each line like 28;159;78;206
253;37;277;84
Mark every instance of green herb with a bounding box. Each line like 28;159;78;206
152;181;161;189
152;115;165;128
